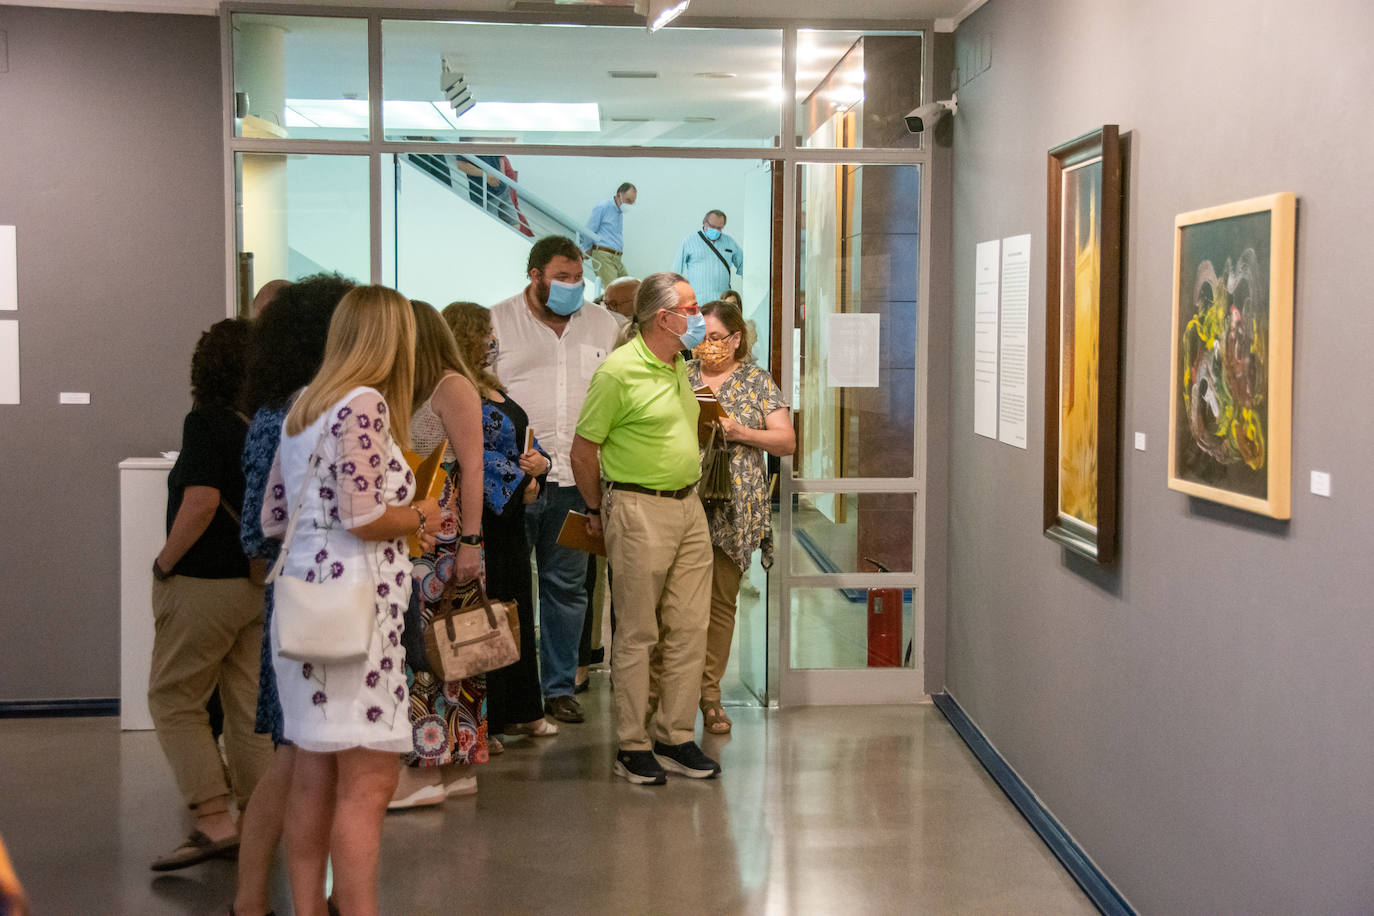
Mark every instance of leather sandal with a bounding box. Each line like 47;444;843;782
700;699;732;735
506;717;559;738
150;830;239;871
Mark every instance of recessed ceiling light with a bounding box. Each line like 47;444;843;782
694;72;737;79
610;116;654;123
609;70;659;79
682;116;716;123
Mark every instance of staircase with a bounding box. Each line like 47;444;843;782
400;152;587;247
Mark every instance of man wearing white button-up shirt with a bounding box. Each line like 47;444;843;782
491;235;621;724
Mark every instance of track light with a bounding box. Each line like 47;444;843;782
633;0;690;32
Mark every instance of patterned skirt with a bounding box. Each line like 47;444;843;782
405;565;488;767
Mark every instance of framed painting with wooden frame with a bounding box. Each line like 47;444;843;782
1043;125;1123;564
1167;192;1295;518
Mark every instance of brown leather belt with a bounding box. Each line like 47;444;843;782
607;480;696;499
592;245;623;256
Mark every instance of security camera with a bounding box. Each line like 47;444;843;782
904;95;958;133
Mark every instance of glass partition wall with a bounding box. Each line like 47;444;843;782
225;8;933;707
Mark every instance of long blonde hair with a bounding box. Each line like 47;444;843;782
285;285;416;448
412;300;484;409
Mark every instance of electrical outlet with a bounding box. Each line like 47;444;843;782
59;392;91;405
1310;471;1331;498
1134;432;1146;451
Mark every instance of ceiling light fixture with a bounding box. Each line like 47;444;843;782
694;72;737;79
633;0;690;32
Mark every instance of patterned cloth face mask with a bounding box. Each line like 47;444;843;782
693;337;735;370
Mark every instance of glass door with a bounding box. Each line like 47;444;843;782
778;161;926;705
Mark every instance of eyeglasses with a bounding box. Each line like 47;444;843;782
665;304;700;316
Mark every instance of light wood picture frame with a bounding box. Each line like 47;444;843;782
1043;125;1123;564
1167;192;1296;518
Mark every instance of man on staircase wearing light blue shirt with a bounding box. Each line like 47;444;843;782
583;182;637;292
672;209;743;304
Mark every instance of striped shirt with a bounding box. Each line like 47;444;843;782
672;230;743;303
583;198;624;252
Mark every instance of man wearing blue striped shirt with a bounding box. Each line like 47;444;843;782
583;182;636;290
673;209;743;304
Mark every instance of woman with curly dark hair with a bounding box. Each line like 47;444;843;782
148;316;275;872
231;273;353;916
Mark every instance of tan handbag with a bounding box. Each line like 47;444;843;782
423;580;520;681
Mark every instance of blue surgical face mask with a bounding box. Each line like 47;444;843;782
702;227;722;242
677;311;707;350
545;278;585;316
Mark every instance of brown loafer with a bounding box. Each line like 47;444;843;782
543;695;585;723
151;830;239;871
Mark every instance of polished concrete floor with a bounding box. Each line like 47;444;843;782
0;681;1094;914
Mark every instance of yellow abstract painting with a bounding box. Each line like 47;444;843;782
1058;165;1101;529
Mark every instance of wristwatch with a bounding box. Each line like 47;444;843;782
458;534;484;547
586;507;601;516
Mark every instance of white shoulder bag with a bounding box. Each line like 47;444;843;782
268;418;376;664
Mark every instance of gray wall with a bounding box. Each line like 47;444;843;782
0;5;224;700
946;0;1374;910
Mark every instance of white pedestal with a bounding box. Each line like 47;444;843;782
119;457;173;731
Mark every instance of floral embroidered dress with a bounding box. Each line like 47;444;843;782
687;361;788;572
404;387;489;767
260;387;415;754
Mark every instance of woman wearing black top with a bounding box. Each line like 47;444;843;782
442;301;554;744
148;318;274;871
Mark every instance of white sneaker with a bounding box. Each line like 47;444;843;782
443;775;477;798
387;782;445;810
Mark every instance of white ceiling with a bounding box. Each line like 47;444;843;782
236;14;925;145
7;0;989;30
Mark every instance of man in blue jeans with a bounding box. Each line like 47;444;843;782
491;236;621;722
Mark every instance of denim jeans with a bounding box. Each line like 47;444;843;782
524;482;591;698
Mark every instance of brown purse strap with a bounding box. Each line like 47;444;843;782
442;578;499;641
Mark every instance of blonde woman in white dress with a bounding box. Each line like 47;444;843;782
260;285;440;916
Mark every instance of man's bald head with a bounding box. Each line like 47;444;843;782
251;278;293;318
603;276;641;320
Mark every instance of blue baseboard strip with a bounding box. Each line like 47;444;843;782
0;698;120;718
931;692;1134;916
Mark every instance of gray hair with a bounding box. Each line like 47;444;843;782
616;271;685;348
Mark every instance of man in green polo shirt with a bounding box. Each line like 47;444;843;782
570;271;719;785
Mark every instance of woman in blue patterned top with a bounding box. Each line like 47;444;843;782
232;273;352;916
443;301;554;743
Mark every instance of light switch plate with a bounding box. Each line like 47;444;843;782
1310;470;1331;498
1134;432;1146;451
59;391;91;405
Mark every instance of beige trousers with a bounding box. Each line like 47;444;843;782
699;546;744;703
604;489;712;750
591;250;627;290
148;574;274;810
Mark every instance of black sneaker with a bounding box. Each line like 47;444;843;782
614;750;666;785
652;740;721;779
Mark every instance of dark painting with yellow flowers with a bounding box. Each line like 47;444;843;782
1168;193;1295;519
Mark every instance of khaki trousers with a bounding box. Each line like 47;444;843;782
148;575;274;810
699;546;744;703
591;250;627;290
604;489;712;750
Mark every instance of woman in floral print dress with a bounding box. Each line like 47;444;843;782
260;286;440;916
686;298;794;736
